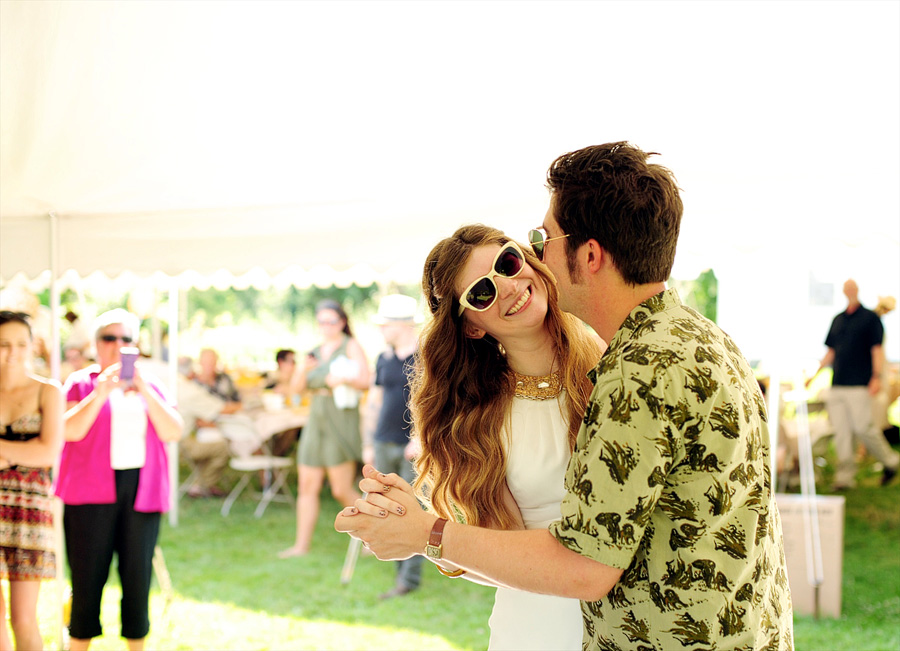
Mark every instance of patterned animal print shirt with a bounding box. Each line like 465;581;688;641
549;289;793;650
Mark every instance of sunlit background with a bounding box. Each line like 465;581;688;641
2;0;898;368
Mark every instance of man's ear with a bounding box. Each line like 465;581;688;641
463;322;486;339
585;240;605;274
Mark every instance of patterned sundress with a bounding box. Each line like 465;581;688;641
0;408;56;580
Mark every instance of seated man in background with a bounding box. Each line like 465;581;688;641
265;349;297;394
194;347;242;408
180;349;264;497
264;348;302;456
178;357;230;498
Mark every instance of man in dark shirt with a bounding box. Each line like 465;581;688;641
362;294;423;599
813;279;899;489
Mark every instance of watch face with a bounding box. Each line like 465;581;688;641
425;544;441;559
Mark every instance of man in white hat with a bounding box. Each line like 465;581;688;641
363;294;424;599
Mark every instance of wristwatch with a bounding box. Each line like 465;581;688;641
425;518;449;559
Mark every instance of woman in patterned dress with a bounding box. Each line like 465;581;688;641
0;310;64;651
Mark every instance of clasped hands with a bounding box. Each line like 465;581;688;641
334;464;437;561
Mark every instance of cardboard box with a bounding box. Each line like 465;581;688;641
775;494;844;618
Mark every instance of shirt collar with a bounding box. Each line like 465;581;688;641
587;287;682;383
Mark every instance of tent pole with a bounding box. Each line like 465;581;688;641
48;212;67;649
151;287;162;361
49;212;61;381
167;280;180;526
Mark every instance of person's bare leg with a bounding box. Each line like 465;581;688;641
0;588;12;651
68;638;91;651
8;580;42;651
325;461;361;507
125;637;145;651
279;465;325;558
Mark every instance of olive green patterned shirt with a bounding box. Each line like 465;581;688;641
549;289;793;651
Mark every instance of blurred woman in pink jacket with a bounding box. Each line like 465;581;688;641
56;309;182;651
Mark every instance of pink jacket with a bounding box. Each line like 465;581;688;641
55;366;173;513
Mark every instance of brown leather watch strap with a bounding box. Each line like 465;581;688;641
429;518;449;548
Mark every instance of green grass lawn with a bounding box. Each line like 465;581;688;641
35;466;495;651
788;458;900;651
29;447;900;650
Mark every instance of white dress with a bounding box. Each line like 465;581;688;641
487;393;584;651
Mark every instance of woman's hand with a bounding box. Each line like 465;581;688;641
404;438;421;462
334;465;435;561
135;367;185;442
96;363;121;398
302;355;319;373
131;363;150;395
64;364;119;442
349;466;417;517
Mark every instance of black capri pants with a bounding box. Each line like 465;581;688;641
63;468;161;640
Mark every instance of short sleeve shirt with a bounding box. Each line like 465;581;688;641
196;372;241;403
824;306;884;386
549;289;793;650
373;349;415;445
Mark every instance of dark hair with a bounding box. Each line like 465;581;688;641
315;299;353;337
0;310;32;338
547;141;683;285
276;349;295;363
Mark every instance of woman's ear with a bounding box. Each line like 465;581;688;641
463;322;486;339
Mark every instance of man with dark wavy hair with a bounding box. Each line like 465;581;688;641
337;142;793;650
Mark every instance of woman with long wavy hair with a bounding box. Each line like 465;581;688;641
350;224;604;649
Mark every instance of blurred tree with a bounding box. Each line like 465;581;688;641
690;268;718;323
186;283;379;328
669;269;718;323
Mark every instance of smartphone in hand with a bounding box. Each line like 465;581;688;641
119;346;140;386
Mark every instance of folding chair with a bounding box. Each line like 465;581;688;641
220;456;295;517
176;464;200;498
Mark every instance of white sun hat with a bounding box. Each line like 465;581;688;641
373;294;423;324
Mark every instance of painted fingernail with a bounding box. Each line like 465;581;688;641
379;510;387;517
348;507;357;514
396;506;405;515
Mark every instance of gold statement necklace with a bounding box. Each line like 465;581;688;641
512;370;562;400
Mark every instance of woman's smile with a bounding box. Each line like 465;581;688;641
506;286;532;316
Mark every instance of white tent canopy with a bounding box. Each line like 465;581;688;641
1;0;559;289
2;0;899;531
2;0;899;364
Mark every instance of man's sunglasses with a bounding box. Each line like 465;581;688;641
528;228;569;261
457;242;526;316
99;334;133;343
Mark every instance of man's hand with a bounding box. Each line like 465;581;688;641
869;376;881;396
